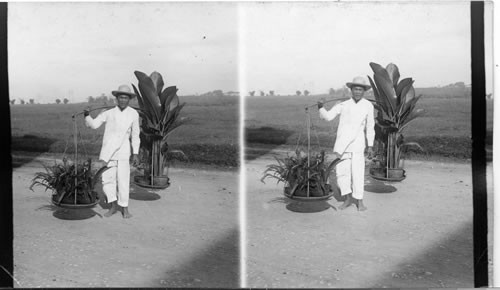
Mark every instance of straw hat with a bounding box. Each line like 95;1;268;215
346;76;371;91
111;84;136;98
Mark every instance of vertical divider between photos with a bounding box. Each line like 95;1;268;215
470;1;488;287
0;2;14;288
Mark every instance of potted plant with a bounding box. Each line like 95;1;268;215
261;149;342;199
367;62;424;181
132;70;188;189
30;157;107;208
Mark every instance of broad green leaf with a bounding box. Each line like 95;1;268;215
386;63;400;87
369;62;386;75
131;84;144;109
374;73;396;117
368;76;392;118
401;142;424;152
134;71;161;123
398;84;415;119
150;71;164;97
395;78;413;98
160;86;178;111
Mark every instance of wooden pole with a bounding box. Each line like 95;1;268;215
73;117;78;204
306;108;310;198
151;142;154;186
386;133;390;179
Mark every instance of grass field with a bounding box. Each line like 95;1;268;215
245;87;493;161
10;95;239;168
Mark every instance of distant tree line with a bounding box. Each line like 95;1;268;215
10;97;70;105
88;93;111;104
200;90;239;97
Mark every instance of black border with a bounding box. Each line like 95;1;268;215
0;2;13;288
471;1;489;287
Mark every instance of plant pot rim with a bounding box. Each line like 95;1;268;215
369;167;406;182
51;193;100;209
133;175;170;190
283;186;334;201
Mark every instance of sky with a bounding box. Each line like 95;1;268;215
242;1;493;95
8;2;238;103
8;2;493;103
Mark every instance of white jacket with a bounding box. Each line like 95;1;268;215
319;98;375;153
85;106;140;162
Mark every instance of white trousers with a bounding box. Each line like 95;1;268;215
102;159;130;207
335;152;365;200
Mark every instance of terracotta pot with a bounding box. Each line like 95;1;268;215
284;184;331;198
52;191;99;208
134;175;170;189
369;167;406;182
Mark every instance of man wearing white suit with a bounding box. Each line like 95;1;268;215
85;85;140;218
318;76;375;211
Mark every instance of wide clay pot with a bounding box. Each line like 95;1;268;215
284;184;331;198
369;167;406;182
52;191;100;208
134;175;170;189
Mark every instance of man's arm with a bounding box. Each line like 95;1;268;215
131;111;141;156
366;102;375;158
319;102;342;121
85;111;107;129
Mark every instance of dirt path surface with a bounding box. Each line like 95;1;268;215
245;149;481;288
13;154;239;288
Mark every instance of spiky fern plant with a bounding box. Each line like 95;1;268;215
30;158;106;205
261;150;341;197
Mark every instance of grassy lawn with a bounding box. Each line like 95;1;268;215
10;95;239;168
245;88;493;161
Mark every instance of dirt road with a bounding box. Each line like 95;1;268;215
245;148;482;288
12;153;239;288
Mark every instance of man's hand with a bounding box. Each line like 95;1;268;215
318;97;326;109
132;154;140;167
366;147;374;159
83;106;91;117
317;101;324;109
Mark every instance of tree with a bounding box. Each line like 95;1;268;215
260;91;265;97
296;90;302;96
29;99;35;104
20;99;25;105
10;99;15;105
55;99;61;104
88;96;95;103
304;90;310;96
329;88;335;96
63;98;69;104
269;90;275;96
249;91;255;97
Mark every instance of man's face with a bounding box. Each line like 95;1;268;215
117;95;130;110
351;86;365;101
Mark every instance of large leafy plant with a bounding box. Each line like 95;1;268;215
368;62;424;169
30;158;106;205
261;150;341;197
132;71;188;182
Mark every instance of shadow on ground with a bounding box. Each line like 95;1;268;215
129;184;161;201
160;228;239;287
12;135;58;168
364;177;398;194
37;204;102;220
372;220;473;287
245;127;295;161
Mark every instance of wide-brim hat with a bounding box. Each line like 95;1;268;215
346;76;371;91
112;84;136;98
